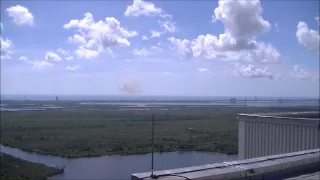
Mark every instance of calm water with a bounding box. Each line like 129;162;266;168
0;145;238;180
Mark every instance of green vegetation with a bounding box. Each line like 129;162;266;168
1;100;316;158
0;153;63;180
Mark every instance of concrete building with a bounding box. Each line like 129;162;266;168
238;112;320;160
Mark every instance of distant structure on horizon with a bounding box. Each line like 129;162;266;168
229;98;237;103
56;96;59;101
255;96;257;101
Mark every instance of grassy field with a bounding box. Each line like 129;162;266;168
1;100;317;158
0;153;63;180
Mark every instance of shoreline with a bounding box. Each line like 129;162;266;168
0;153;64;180
1;143;237;159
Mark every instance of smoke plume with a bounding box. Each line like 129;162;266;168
119;78;142;95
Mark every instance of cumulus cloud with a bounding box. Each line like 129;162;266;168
66;65;80;71
291;65;311;81
0;37;12;59
150;45;162;51
74;47;100;59
296;21;319;54
119;78;142;95
0;23;3;31
124;0;169;18
150;30;162;38
19;56;28;61
18;55;53;69
64;13;138;59
142;35;149;40
133;48;149;56
244;42;281;63
67;34;86;45
45;52;62;61
198;68;208;72
6;5;34;26
57;47;69;56
212;0;270;39
26;60;53;69
159;20;177;33
65;56;74;61
168;0;281;63
168;37;193;58
147;20;177;38
234;63;278;80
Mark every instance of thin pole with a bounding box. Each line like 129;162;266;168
151;113;155;177
245;98;247;110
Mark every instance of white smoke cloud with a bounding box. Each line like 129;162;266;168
119;78;142;95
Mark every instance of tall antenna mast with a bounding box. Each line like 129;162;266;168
245;98;247;110
151;113;155;178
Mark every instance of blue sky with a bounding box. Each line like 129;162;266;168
0;0;319;97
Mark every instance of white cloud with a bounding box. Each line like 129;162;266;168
163;72;171;75
65;56;74;61
169;34;281;62
67;34;86;45
151;46;159;50
315;16;319;26
0;37;12;59
150;30;162;38
0;23;3;30
142;35;149;40
64;13;138;59
168;0;281;63
274;23;280;32
234;63;277;80
19;56;28;61
133;48;149;56
296;21;319;54
198;68;208;72
212;0;270;39
57;47;69;56
6;5;34;26
124;0;168;18
26;60;53;69
66;65;80;71
19;56;53;69
18;55;53;69
168;37;193;58
74;47;99;59
159;20;177;33
168;37;187;55
291;65;311;81
45;52;62;62
244;42;281;63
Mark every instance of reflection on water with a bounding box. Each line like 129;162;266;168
79;101;319;107
0;145;238;180
0;108;47;111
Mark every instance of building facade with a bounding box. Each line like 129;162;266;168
238;112;320;160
